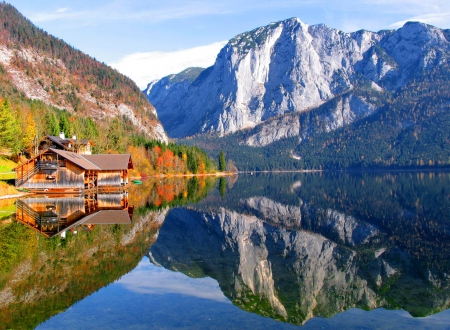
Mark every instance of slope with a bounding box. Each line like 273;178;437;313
0;3;167;144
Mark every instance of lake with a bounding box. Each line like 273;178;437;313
2;172;450;329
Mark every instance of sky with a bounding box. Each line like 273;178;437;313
7;0;450;89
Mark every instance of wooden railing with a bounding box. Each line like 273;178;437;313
15;160;65;187
16;200;41;224
15;162;40;187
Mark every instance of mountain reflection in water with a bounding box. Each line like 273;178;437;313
149;172;450;326
3;172;450;329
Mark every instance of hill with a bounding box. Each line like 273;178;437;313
0;3;167;155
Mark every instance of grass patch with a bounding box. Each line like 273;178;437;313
0;200;16;219
0;156;17;172
0;181;19;197
0;172;15;180
0;156;17;181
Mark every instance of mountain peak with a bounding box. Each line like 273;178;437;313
147;17;450;142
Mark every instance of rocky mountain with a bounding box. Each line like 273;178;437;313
148;172;450;324
145;17;449;148
0;3;167;142
149;206;381;325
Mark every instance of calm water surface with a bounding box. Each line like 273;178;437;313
3;172;450;329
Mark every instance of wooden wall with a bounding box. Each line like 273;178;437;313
98;171;122;187
97;193;127;208
22;167;84;189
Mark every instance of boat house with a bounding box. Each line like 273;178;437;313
16;193;134;237
38;133;94;155
14;148;133;192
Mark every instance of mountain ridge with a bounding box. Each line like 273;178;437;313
145;18;449;143
146;17;450;170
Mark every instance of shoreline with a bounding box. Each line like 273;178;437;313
143;171;238;179
0;192;33;200
0;172;238;199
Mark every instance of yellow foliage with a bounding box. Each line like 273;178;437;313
0;181;19;197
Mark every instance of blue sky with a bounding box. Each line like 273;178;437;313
7;0;450;88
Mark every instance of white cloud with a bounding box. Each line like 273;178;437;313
109;41;227;89
55;7;70;13
117;259;229;302
390;12;450;28
29;1;230;24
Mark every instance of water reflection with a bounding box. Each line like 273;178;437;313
149;172;450;325
16;193;133;237
3;172;450;329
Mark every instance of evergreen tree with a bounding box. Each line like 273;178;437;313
84;117;99;138
59;113;71;137
45;113;59;136
107;118;123;151
219;177;226;198
219;150;226;171
0;98;20;152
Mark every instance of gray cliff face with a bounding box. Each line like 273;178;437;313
243;93;377;147
149;205;384;324
146;19;450;144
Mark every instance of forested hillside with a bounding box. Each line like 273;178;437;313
0;3;166;156
182;63;450;171
294;64;450;169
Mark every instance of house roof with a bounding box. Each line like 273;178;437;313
83;210;132;224
74;139;94;146
51;149;101;170
46;135;67;149
15;148;133;171
84;154;133;170
46;135;94;147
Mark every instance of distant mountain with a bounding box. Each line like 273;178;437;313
0;3;167;142
146;18;450;169
144;67;204;132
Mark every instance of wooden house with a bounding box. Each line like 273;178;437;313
14;148;133;192
16;193;133;237
38;133;94;155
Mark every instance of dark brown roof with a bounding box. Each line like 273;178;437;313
15;148;132;171
83;210;132;224
84;154;133;170
46;135;93;147
51;149;101;170
50;149;132;170
46;135;67;149
75;139;94;146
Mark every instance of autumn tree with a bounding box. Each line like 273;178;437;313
20;113;37;150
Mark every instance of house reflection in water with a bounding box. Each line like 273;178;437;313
16;193;134;237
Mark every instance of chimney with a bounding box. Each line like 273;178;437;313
59;132;65;139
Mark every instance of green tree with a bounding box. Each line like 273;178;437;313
219;177;226;198
59;113;71;137
44;113;59;136
84;117;99;138
0;98;20;152
107;118;123;151
219;150;226;171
